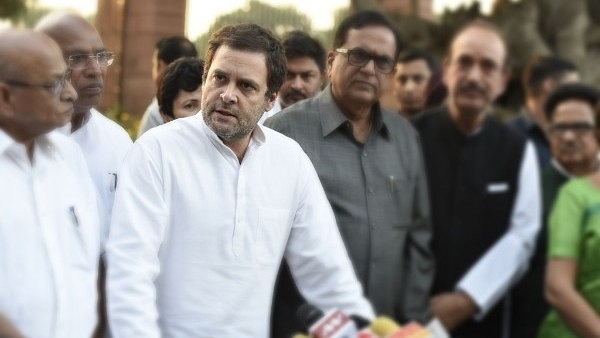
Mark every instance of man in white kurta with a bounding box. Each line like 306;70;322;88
36;13;133;245
0;29;101;338
0;131;101;338
106;23;374;338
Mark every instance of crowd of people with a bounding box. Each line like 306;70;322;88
1;6;600;338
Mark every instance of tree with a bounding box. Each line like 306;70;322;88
194;0;313;56
0;0;27;22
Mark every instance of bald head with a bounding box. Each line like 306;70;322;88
35;12;99;48
0;28;77;143
35;12;109;121
0;29;64;81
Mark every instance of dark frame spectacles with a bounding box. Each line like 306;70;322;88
3;71;71;97
549;122;595;136
67;51;115;70
335;48;395;74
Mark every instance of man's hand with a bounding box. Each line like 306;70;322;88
430;291;478;332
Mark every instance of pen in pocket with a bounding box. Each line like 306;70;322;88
388;175;395;193
69;206;80;227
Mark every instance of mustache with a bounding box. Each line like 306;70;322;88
457;81;486;95
559;140;581;152
283;89;307;100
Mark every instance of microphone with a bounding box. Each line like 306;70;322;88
371;316;433;338
296;303;358;338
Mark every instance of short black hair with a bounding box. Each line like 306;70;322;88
157;57;204;118
397;49;436;72
156;36;198;64
333;10;403;60
203;23;286;98
545;83;600;120
282;30;326;73
523;55;578;97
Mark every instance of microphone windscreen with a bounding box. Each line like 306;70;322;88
370;316;401;337
289;334;310;338
296;303;324;331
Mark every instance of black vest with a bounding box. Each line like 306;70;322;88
414;107;527;338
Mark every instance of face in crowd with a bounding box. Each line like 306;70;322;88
549;99;599;172
201;24;286;144
393;58;432;116
443;25;509;117
45;17;111;115
0;30;77;142
279;56;324;109
328;25;397;109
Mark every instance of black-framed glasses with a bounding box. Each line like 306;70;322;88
4;71;71;97
335;48;395;74
67;51;115;70
549;122;595;136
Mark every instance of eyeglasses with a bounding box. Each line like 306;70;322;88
335;48;395;74
4;71;71;97
549;122;595;136
67;51;115;70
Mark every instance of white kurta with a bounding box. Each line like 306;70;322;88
0;130;101;338
60;108;133;247
107;114;374;338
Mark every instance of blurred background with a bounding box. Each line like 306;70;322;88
2;0;599;137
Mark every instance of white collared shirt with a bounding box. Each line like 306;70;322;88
107;113;374;338
59;108;133;247
0;130;101;338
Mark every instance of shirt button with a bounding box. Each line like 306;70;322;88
371;223;377;229
368;188;374;194
362;152;368;157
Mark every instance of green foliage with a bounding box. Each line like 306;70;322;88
104;106;140;140
194;0;313;57
0;0;26;22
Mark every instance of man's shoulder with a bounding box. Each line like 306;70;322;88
486;114;528;144
264;98;321;139
45;131;88;166
91;110;133;145
412;106;446;131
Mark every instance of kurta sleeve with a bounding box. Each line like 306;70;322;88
106;140;169;338
284;152;375;320
457;141;541;319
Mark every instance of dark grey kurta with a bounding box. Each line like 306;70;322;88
266;86;433;330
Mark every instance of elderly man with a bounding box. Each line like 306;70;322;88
392;49;436;117
511;82;600;338
266;10;433;335
413;20;541;337
106;23;374;338
36;13;132;244
259;30;326;123
0;29;100;338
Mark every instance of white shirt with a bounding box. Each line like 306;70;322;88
59;108;133;246
0;130;101;338
106;113;374;338
258;99;282;124
137;98;163;137
457;141;541;318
